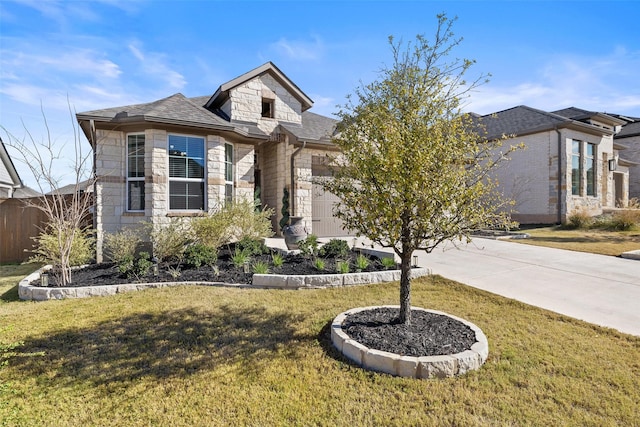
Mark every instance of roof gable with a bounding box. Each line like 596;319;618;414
0;138;22;188
205;62;313;112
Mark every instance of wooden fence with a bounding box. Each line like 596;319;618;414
0;197;50;263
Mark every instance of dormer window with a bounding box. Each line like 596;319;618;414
261;98;275;118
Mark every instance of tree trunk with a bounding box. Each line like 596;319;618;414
398;250;413;325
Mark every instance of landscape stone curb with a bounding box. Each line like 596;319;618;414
331;305;489;379
18;266;432;301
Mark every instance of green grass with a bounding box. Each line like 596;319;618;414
0;263;42;304
1;274;638;426
515;226;640;256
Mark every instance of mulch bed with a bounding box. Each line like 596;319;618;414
34;249;393;288
342;307;476;357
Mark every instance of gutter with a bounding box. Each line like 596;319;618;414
290;141;306;217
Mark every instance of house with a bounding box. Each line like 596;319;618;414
0;137;41;198
0;137;24;198
76;62;342;261
477;106;629;224
612;115;640;202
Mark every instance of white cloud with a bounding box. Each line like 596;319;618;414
468;48;640;116
270;36;324;61
128;43;186;90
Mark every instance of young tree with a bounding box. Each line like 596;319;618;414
323;15;520;324
2;105;97;286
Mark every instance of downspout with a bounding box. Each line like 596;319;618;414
554;127;562;224
89;119;101;262
290;141;306;217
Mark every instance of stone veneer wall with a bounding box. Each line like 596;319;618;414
619;134;640;201
496;128;617;224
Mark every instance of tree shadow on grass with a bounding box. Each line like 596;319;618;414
10;305;311;391
0;285;19;302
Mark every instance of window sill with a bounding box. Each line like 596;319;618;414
123;211;145;216
166;211;206;217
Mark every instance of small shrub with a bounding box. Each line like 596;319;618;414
313;258;326;271
224;199;275;242
609;209;640;231
319;239;350;258
298;234;319;258
232;249;250;268
566;210;592;229
192;200;274;250
336;260;350;274
380;257;397;270
252;261;270;274
271;252;284;268
29;226;94;267
236;237;269;256
149;218;191;263
119;251;153;280
104;228;141;265
184;244;218;268
355;254;370;271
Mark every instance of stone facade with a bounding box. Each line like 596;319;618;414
494;127;620;224
88;65;338;261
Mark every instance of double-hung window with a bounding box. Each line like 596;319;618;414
571;140;597;197
168;135;205;210
126;134;145;211
225;143;234;202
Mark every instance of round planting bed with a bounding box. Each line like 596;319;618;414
331;305;489;379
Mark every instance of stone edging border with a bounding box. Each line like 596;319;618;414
18;266;432;301
331;305;489;379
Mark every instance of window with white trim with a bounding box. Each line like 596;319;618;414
224;142;234;202
126;134;145;211
168;135;205;210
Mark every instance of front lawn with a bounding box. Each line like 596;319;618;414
1;274;638;426
514;226;640;256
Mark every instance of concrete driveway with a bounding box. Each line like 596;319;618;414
408;238;640;337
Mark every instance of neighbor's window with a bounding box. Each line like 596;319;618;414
571;140;581;195
225;142;234;202
586;143;596;196
261;98;274;118
168;135;205;210
126;134;145;211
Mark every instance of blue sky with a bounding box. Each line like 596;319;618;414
1;0;640;189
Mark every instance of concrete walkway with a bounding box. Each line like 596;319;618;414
409;238;640;337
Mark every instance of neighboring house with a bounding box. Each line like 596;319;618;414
0;137;41;198
612;115;640;202
0;137;23;198
77;62;342;261
476;106;628;224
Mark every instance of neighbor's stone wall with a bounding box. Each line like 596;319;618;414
618;134;640;201
562;128;614;219
494;132;553;223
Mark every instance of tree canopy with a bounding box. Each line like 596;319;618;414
323;15;521;324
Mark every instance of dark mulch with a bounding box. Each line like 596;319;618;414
342;307;476;357
35;249;395;288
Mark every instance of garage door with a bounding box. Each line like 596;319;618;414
312;156;349;237
312;182;349;237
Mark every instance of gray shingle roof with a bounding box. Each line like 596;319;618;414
476;105;569;139
616;120;640;139
281;112;338;142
